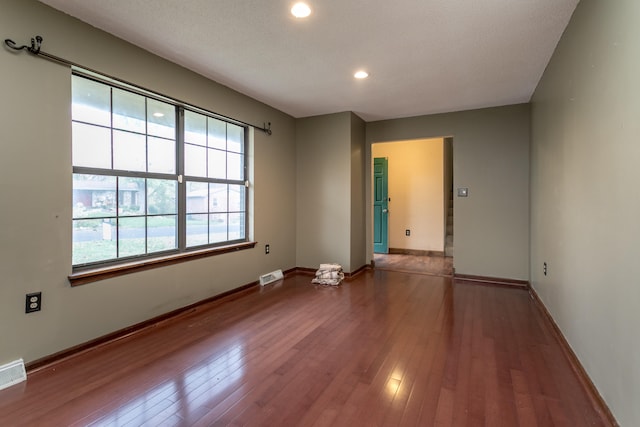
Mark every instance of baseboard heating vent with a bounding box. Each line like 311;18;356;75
259;269;284;286
0;359;26;391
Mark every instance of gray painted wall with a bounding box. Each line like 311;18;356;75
366;105;531;280
531;0;640;425
0;0;296;365
295;112;367;273
350;113;367;271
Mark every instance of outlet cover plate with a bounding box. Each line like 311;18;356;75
25;292;41;313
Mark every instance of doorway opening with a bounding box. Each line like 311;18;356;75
372;137;453;275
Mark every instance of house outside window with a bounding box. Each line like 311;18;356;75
71;73;248;268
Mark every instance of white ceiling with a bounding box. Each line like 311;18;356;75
38;0;579;121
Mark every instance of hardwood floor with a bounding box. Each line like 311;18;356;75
374;253;453;277
0;270;611;426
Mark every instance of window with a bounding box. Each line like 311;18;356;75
183;111;246;247
72;73;248;269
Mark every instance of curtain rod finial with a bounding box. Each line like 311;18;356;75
4;35;42;54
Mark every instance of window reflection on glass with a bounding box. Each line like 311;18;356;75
148;136;176;174
185;182;246;247
72;75;110;126
183;342;245;403
228;185;245;212
72;218;117;265
186;181;208;214
113;130;146;172
72;123;112;169
112;88;146;133
148;215;177;253
147;99;175;139
184;110;206;146
118;177;145;216
229;213;245;240
186;213;208;247
208;149;226;179
89;377;178;425
208;118;226;150
147;179;177;215
210;213;228;243
209;183;227;213
72;174;118;218
185;144;207;177
227;152;244;181
227;124;244;153
118;216;146;257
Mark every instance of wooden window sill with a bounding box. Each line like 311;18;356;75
68;241;257;287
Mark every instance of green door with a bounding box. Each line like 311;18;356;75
373;157;389;254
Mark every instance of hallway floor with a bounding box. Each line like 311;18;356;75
373;253;453;277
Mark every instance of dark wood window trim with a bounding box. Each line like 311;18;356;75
68;241;257;286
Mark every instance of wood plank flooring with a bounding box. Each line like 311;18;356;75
373;254;453;277
0;270;611;426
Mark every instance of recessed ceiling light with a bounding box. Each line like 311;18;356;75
354;71;369;79
291;2;311;18
153;112;164;118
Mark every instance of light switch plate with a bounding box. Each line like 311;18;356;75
457;187;469;197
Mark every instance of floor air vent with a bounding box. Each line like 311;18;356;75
0;359;26;391
259;269;283;286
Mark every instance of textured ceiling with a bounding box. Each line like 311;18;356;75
38;0;579;121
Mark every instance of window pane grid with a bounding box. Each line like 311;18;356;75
72;74;247;268
183;110;245;182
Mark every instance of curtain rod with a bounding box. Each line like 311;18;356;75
4;35;273;135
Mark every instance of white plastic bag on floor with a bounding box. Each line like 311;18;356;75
312;263;344;286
